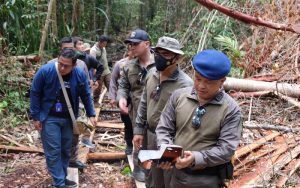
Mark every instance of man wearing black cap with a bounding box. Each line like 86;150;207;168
156;50;243;188
117;29;155;182
133;36;193;188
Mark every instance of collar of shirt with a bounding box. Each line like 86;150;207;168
153;66;180;82
187;87;225;105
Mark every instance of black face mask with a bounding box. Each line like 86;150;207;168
154;53;176;71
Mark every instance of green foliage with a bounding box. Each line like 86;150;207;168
214;35;245;62
0;60;30;128
120;166;131;176
0;0;48;54
214;35;245;78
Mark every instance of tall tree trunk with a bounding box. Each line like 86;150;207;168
138;2;144;28
0;31;3;56
71;0;80;35
39;0;55;57
51;0;58;45
103;0;112;35
93;0;96;39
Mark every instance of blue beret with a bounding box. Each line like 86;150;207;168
192;50;231;80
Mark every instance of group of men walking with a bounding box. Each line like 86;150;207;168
30;29;242;188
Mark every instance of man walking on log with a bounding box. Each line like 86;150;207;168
30;48;96;188
117;29;155;182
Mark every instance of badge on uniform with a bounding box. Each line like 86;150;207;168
55;103;62;112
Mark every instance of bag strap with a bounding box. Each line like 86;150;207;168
55;62;79;134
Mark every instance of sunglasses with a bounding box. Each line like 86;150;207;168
150;84;161;101
136;68;147;85
129;42;141;46
191;106;206;129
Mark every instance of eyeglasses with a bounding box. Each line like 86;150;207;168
191;106;206;129
150;85;161;101
58;62;73;69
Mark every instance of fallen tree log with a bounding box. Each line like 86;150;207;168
233;132;280;162
229;91;272;98
100;109;120;113
96;122;124;129
275;92;300;108
224;77;300;98
276;158;300;188
87;152;126;160
0;134;28;148
244;121;300;133
10;55;41;62
194;0;300;33
244;145;300;186
0;145;43;153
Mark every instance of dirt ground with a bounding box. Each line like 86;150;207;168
0;97;135;188
1;92;300;188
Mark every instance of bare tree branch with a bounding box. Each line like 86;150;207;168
194;0;300;33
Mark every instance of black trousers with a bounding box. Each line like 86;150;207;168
120;113;133;146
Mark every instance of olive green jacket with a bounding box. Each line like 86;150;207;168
117;55;155;127
156;87;243;170
90;45;110;76
134;67;193;135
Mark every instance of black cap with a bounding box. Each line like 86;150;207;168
124;29;150;43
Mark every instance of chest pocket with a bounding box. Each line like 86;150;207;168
128;71;140;90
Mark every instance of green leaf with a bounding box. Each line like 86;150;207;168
121;166;131;176
0;101;8;109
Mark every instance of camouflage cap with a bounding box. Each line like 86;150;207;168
154;36;184;55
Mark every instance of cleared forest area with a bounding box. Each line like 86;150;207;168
1;0;300;187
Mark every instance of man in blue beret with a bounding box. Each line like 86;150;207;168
156;50;243;188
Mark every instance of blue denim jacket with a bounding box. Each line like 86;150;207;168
30;62;96;122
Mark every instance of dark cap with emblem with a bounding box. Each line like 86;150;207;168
124;29;150;43
192;49;231;80
154;36;184;55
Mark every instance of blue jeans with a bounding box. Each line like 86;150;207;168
41;116;73;187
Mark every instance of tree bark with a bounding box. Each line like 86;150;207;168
0;145;44;154
194;0;300;33
87;152;126;160
233;132;280;162
224;77;300;98
244;121;300;133
245;145;300;186
71;0;80;35
96;122;124;129
103;0;111;36
38;0;55;57
51;0;58;43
